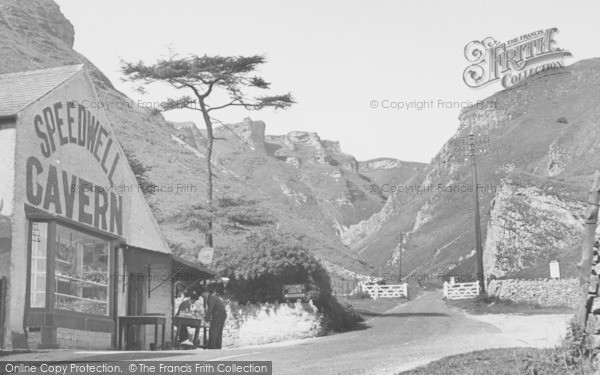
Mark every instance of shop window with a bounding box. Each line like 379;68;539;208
30;222;48;308
54;224;109;316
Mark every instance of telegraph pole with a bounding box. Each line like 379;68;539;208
398;232;403;283
449;132;489;296
468;133;486;296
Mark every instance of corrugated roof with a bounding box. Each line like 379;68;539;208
0;65;84;117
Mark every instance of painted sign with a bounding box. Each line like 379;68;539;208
463;27;571;89
198;247;214;265
283;284;307;299
25;101;123;235
549;260;560;279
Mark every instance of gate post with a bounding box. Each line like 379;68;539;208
443;282;448;298
0;277;5;349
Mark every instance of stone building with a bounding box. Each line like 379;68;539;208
0;65;215;350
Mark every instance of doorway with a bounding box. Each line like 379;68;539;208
126;272;145;350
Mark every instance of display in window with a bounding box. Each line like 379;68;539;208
54;224;109;316
30;222;48;308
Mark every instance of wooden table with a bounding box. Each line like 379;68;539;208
172;316;205;349
117;315;166;350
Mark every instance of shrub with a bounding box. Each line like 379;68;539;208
347;290;372;300
177;197;273;235
123;149;157;196
557;116;568;124
215;229;361;331
216;230;331;302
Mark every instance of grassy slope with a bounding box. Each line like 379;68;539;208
399;347;594;375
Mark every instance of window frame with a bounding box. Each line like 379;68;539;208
26;219;116;320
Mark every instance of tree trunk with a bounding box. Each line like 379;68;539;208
576;170;600;330
199;101;214;248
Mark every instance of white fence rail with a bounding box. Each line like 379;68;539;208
443;282;480;299
362;284;408;299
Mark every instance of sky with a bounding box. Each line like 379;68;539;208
54;0;600;163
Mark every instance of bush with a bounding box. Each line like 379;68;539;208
318;297;362;332
347;290;372;300
123;149;157;196
215;229;361;331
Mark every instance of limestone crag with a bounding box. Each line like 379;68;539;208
483;180;586;277
359;158;405;172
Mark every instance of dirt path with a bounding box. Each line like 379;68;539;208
2;291;571;374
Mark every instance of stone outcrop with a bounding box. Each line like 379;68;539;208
169;122;206;150
215;118;266;152
483;181;585;277
359;158;405;171
0;0;74;48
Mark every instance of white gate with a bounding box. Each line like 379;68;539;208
362;284;408;299
443;281;480;299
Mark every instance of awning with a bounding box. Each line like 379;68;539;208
171;254;218;281
142;254;218;297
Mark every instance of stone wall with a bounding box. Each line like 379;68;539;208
175;296;324;348
487;278;579;308
585;242;600;358
27;328;112;350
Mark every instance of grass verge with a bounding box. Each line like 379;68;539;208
445;295;574;315
398;346;594;375
338;297;409;318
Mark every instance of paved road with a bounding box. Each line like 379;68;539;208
4;292;570;374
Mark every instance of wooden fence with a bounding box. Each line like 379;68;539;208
443;281;479;299
362;284;408;299
332;281;360;296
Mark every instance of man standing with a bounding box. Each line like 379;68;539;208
200;288;227;349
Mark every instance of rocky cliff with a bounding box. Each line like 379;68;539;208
352;59;600;279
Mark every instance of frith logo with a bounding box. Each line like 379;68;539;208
463;27;572;89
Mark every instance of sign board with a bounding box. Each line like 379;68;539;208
283;284;307;299
198;247;214;265
549;260;560;279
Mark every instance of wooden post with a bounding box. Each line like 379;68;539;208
577;171;600;330
398;232;403;283
443;282;448;298
469;133;486;297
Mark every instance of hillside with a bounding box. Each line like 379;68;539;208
4;0;593;282
350;60;600;280
0;0;426;278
